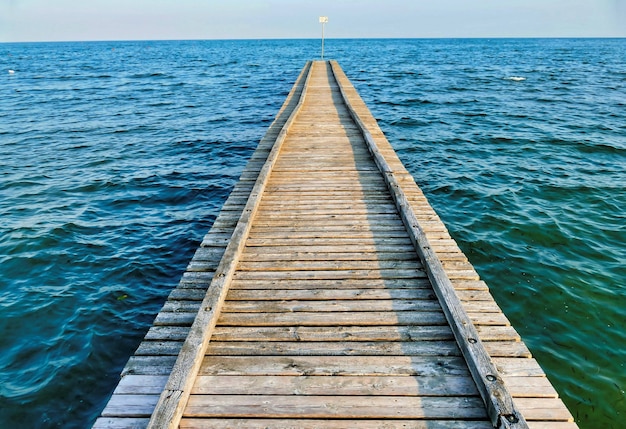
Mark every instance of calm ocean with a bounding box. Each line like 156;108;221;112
1;39;624;428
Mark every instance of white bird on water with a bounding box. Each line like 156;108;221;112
8;70;15;74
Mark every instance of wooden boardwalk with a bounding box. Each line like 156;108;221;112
94;61;577;429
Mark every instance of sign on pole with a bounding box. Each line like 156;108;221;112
319;16;328;59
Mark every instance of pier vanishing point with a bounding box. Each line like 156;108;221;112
94;61;577;429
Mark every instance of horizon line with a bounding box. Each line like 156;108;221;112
3;35;626;44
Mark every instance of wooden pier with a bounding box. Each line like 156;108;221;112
94;61;577;429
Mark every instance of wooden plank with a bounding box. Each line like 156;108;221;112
482;341;531;358
221;299;442;313
514;398;575;421
102;394;159;417
526;423;579;429
204;341;461;357
170;286;440;302
209;326;454;342
180;419;493;429
248;225;409;234
236;259;422;272
113;375;169;395
249;207;400;216
502;376;561;398
254;212;405;221
263;184;389;192
191;374;479;396
154;306;508;327
145;326;190;341
250;221;408;230
241;248;421;266
231;269;427;280
475;325;521;341
260;190;392;197
153;309;504;328
229;278;432;290
184;395;488;419
217;311;448;327
225;288;437;301
92;418;151;429
249;220;407;229
199;355;472;377
257;199;396;207
244;237;416;247
133;340;463;358
122;356;177;376
240;244;418;255
468;312;511;326
492;358;546;377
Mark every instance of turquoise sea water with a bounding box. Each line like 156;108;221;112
1;39;624;428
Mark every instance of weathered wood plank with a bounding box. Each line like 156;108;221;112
191;374;479;396
92;418;151;429
493;358;546;377
249;220;408;229
244;237;416;247
216;311;448;327
236;259;422;272
231;269;427;280
184;395;488;419
102;395;159;417
199;355;472;377
225;288;437;301
113;375;169;395
229;278;432;290
239;244;418;256
204;341;460;357
179;419;493;429
526;423;579;429
153;309;504;327
253;213;405;222
482;341;531;358
209;326;453;342
514;398;576;421
133;340;463;358
502;376;561;398
122;356;177;376
169;286;447;302
221;299;442;313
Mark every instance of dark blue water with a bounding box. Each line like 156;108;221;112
1;39;624;428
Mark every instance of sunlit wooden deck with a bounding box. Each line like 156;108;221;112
94;61;577;429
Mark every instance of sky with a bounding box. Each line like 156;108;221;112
1;0;625;42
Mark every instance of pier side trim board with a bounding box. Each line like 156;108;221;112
94;60;577;429
145;61;315;429
330;60;526;429
93;61;313;429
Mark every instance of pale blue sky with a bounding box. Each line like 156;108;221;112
1;0;625;42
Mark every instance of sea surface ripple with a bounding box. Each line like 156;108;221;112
1;39;624;428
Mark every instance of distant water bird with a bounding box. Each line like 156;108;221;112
507;76;526;82
8;69;15;74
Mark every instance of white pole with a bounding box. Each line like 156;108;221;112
319;16;328;60
322;22;325;59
